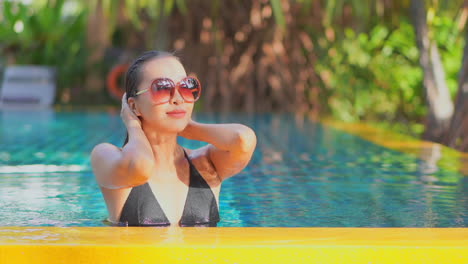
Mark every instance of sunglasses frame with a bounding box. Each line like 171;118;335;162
135;76;201;105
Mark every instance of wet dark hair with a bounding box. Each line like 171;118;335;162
122;50;176;146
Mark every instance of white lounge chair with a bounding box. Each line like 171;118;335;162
0;66;56;109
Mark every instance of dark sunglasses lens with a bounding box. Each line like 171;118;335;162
180;77;200;101
151;79;173;102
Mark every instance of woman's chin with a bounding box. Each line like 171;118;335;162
165;119;189;133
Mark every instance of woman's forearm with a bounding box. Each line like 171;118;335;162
121;125;155;175
181;121;256;153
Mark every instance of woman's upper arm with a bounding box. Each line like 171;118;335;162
91;143;148;189
207;126;257;181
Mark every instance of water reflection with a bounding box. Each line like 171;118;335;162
202;112;466;227
0;111;466;227
418;144;442;175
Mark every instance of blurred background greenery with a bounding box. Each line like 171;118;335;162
0;0;467;152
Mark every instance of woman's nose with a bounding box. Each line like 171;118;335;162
170;89;184;105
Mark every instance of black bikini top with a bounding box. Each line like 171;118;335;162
118;149;220;227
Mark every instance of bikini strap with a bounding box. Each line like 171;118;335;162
181;147;189;160
181;147;195;169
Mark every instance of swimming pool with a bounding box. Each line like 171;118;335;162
1;109;466;227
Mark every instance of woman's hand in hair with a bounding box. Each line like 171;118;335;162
91;92;155;188
121;93;141;129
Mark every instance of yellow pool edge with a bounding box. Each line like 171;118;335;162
0;227;467;264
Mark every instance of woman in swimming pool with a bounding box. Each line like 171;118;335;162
91;51;256;227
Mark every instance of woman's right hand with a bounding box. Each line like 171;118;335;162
121;93;142;128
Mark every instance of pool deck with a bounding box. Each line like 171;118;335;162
0;227;467;263
1;120;467;263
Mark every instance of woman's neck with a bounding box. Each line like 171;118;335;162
142;128;185;172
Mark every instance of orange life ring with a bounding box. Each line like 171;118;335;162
106;64;128;100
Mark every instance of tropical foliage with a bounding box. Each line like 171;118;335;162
0;0;467;150
0;0;88;99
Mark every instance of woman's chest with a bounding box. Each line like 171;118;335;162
146;180;221;225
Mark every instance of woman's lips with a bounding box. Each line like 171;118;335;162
166;110;186;118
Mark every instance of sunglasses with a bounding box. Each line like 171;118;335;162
135;77;201;105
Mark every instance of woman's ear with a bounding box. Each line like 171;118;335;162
127;97;142;116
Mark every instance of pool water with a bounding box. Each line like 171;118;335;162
0;109;466;227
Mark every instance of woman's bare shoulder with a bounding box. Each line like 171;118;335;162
92;142;121;154
91;142;134;189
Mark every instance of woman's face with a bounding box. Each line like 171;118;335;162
129;56;194;134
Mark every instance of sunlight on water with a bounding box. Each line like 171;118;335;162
0;110;466;227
